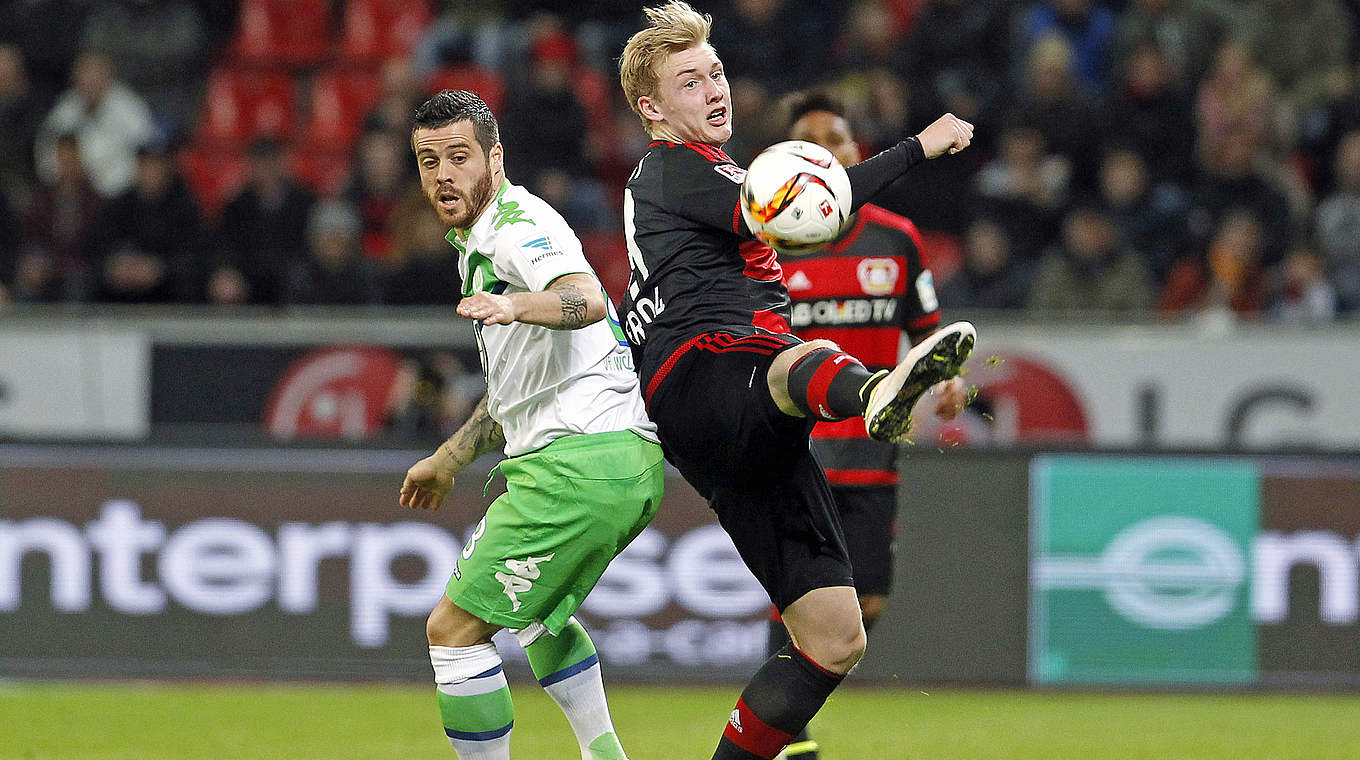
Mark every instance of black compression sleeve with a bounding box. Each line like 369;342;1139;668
845;136;926;213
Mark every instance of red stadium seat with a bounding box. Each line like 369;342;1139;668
230;0;331;68
337;0;432;64
288;146;353;196
196;68;296;146
300;68;384;150
424;64;506;115
179;145;250;219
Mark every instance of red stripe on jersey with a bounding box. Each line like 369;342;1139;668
907;312;942;340
780;256;907;299
751;308;791;334
723;698;794;758
823;468;899;486
732;199;743;234
739;240;783;281
798;326;899;368
644;333;706;404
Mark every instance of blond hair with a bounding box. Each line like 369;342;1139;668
619;1;713;135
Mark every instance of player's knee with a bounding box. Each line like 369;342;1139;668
426;604;455;646
808;617;866;673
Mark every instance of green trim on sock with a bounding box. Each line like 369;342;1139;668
858;369;890;403
525;618;598;680
437;686;515;734
586;731;629;760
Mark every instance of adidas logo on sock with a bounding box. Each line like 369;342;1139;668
729;709;743;733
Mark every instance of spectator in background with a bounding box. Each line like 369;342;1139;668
831;0;909;76
0;0;91;100
1006;33;1102;191
0;44;44;209
16;132;101;302
80;0;207;136
1161;208;1268;317
1314;129;1360;311
1097;146;1190;284
286;199;384;306
34;51;155;199
1185;127;1293;267
709;0;819;92
1114;0;1239;88
1195;41;1276;159
364;57;427;137
383;350;481;440
344;130;417;262
939;216;1033;310
1014;0;1118;96
1269;242;1338;323
206;138;316;306
1102;41;1196;186
498;27;591;188
383;187;461;306
974;122;1069;256
87;139;201;303
1245;0;1352;131
901;0;1011;127
1027;203;1156;313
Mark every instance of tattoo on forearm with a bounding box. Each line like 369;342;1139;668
440;397;504;470
554;283;589;329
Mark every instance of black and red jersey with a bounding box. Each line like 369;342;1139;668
620;140;791;386
780;204;942;486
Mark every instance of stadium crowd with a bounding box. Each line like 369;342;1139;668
0;0;1358;320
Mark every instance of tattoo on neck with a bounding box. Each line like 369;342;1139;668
555;284;588;329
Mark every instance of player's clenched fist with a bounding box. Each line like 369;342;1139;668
916;113;974;158
457;292;517;325
399;454;454;510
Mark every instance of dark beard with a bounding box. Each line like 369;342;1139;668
451;168;496;229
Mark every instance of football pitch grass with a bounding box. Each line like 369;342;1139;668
3;682;1359;759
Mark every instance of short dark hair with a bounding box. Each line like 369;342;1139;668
786;91;848;131
412;89;499;156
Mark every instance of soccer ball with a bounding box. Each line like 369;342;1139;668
739;140;853;255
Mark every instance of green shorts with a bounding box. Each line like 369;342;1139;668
445;429;664;634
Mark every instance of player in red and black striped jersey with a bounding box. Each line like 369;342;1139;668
619;6;975;759
764;91;970;760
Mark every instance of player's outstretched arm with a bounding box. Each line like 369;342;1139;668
399;395;505;510
844;113;975;214
455;273;606;330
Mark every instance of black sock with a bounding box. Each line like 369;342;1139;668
712;643;844;760
786;347;887;421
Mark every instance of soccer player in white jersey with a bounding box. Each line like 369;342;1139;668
398;89;664;760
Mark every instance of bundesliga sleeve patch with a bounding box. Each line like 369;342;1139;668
714;164;747;184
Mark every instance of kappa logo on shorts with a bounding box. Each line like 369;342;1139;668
494;553;555;612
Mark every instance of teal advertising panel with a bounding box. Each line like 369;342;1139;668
1030;456;1260;685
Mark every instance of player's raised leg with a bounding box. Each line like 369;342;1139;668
523;617;628;760
428;597;515;759
766;320;975;439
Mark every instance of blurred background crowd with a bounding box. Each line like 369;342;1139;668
1;0;1358;323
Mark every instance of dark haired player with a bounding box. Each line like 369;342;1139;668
618;4;975;760
398;89;663;760
767;91;969;760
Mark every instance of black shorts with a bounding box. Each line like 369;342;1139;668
830;485;898;597
645;330;854;610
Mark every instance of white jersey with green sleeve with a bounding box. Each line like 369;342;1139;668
450;180;657;456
